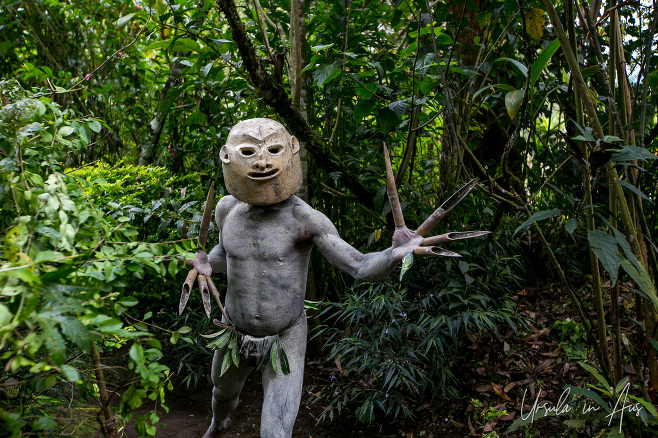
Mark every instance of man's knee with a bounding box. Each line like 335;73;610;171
212;385;240;407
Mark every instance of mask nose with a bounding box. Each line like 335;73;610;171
252;151;272;171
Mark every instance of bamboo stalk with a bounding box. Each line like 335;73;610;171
565;0;612;378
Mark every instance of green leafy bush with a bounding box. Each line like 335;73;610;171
0;79;180;437
312;226;522;423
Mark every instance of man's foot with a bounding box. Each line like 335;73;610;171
202;419;231;438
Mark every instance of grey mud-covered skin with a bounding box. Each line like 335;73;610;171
194;119;427;438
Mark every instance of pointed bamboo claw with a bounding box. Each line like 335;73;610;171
179;269;199;315
421;231;491;246
416;179;478;237
198;184;215;248
207;276;230;324
383;143;405;228
198;274;212;319
414;247;462;257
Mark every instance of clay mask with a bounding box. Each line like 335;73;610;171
220;118;302;205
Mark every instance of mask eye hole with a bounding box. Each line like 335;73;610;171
267;145;283;155
240;148;255;157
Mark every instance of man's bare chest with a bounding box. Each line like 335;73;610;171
221;208;309;260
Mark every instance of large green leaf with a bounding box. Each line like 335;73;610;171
530;39;561;87
495;58;528;77
42;323;66;365
377;107;399;134
472;83;515;100
611;146;658;162
388;99;409;118
60;364;80;382
313;61;342;87
613;180;649;200
354;100;377;121
414;53;435;75
129;343;145;364
578;362;611;391
60;317;92;351
170;38;203;53
587;230;620;285
620;257;658;308
514;208;561;234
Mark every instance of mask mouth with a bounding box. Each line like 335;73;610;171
247;168;281;181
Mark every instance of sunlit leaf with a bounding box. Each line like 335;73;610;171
117;13;136;29
505;88;525;120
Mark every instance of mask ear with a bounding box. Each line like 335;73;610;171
220;146;231;164
290;136;300;154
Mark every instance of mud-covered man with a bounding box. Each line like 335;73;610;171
190;118;482;438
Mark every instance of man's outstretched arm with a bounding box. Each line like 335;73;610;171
309;208;420;282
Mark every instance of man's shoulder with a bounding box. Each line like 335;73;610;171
289;196;322;219
289;196;334;234
217;195;239;210
215;195;240;225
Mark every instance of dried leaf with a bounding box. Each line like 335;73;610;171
467;414;478;436
504;379;532;393
499;411;516;421
532;358;557;374
492;382;512;401
474;383;492;393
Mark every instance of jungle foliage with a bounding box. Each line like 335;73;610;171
1;0;658;436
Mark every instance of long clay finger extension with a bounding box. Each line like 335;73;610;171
179;268;199;315
421;230;491;246
383;143;405;228
198;274;212;319
198;184;215;248
414;247;462;257
206;276;230;324
416;179;478;237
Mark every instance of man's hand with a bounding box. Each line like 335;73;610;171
179;251;229;321
391;226;423;261
191;250;213;277
383;144;490;266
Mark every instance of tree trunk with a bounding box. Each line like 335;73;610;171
139;0;207;165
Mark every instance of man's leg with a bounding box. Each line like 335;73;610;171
260;315;307;438
203;346;254;438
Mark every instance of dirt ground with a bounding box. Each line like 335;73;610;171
120;365;462;438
